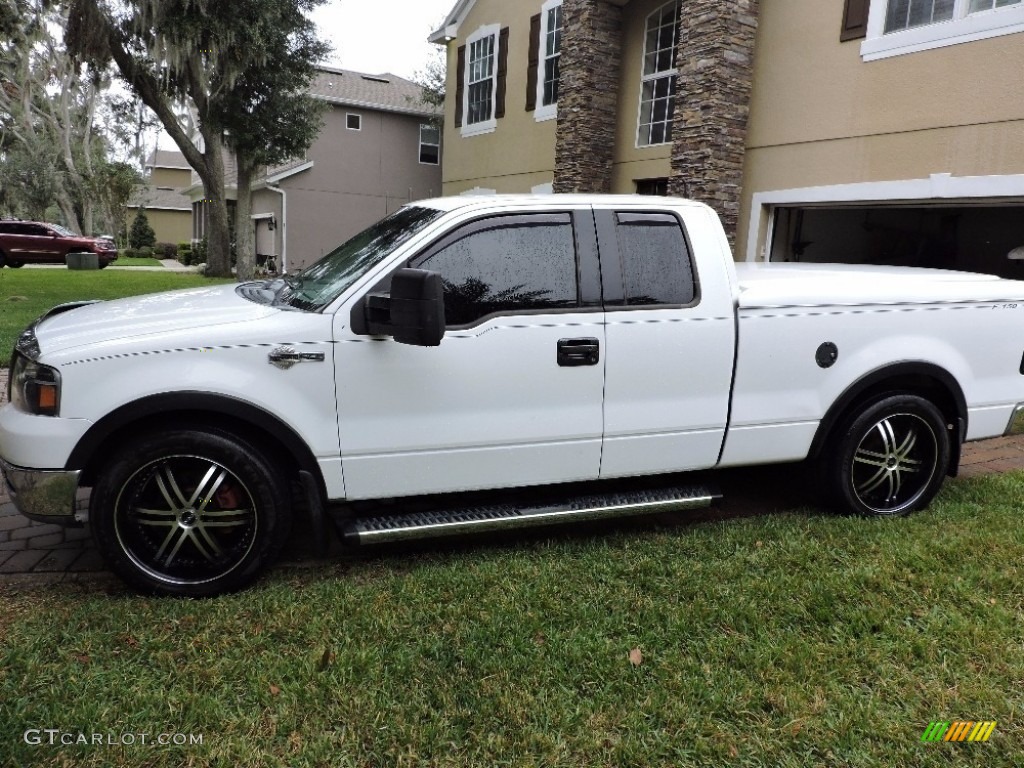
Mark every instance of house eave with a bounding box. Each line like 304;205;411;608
428;0;477;42
265;160;315;185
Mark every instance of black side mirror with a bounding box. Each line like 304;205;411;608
350;268;445;346
382;268;445;347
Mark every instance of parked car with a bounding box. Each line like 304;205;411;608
3;195;1024;596
0;220;117;268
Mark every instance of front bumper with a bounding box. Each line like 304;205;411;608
0;457;80;524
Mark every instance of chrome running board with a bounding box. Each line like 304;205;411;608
342;485;719;545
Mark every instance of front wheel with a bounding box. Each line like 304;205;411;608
90;428;292;596
826;394;950;517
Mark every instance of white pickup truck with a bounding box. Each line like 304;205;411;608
3;195;1024;595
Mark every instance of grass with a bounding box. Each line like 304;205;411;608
108;256;164;267
0;268;233;362
2;472;1023;766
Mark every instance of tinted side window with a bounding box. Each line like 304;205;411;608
615;212;695;306
418;217;578;326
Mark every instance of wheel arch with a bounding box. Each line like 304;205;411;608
68;392;327;498
808;362;967;474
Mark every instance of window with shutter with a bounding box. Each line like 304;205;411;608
460;25;501;136
861;0;1024;60
533;0;563;122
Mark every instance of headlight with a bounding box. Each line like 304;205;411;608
10;353;61;416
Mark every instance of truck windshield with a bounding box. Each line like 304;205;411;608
272;205;444;312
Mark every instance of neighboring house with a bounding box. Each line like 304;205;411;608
126;150;193;245
430;0;1024;276
186;66;442;273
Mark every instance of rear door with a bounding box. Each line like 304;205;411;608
333;207;606;500
595;206;736;478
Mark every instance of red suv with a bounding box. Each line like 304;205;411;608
0;220;117;268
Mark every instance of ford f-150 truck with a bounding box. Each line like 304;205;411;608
3;195;1024;596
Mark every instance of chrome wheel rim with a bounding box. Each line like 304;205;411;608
850;412;938;515
114;455;259;585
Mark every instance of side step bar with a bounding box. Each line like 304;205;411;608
341;485;719;545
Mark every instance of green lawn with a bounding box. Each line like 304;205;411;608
2;472;1022;766
108;256;164;267
0;269;233;363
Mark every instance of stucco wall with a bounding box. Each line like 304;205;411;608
140;209;191;246
740;0;1024;258
150;167;191;189
609;0;674;191
440;0;559;195
268;106;442;271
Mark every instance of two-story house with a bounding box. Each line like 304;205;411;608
127;150;193;245
431;0;1024;275
187;66;443;272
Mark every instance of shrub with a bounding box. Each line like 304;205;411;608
119;248;138;260
178;248;193;266
138;246;154;258
155;242;178;259
193;237;208;265
128;208;156;249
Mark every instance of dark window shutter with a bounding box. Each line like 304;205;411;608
495;27;509;119
840;0;869;41
526;14;541;111
455;44;466;127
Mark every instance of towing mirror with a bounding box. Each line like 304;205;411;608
353;268;445;346
389;268;445;347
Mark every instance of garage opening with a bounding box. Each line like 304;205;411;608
768;204;1024;279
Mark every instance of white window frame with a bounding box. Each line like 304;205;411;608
534;0;563;123
862;0;1024;60
462;24;500;137
346;113;362;131
419;124;440;165
636;0;680;148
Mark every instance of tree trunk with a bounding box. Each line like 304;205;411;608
200;136;232;277
55;188;82;234
234;155;256;281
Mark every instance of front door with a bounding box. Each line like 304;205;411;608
333;209;606;500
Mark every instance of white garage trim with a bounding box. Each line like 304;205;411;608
746;173;1024;263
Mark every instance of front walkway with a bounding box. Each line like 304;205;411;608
2;363;1023;585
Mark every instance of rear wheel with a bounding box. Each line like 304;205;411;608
826;394;950;517
90;428;292;596
6;259;23;268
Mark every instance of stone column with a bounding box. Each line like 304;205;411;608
553;0;623;194
669;0;759;247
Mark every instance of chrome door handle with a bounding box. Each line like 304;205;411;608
268;346;325;369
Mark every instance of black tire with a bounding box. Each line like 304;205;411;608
6;259;23;268
90;428;292;596
826;394;950;517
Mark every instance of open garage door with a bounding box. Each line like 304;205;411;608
769;204;1024;278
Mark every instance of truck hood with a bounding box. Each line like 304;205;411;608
34;284;279;355
735;263;1024;308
